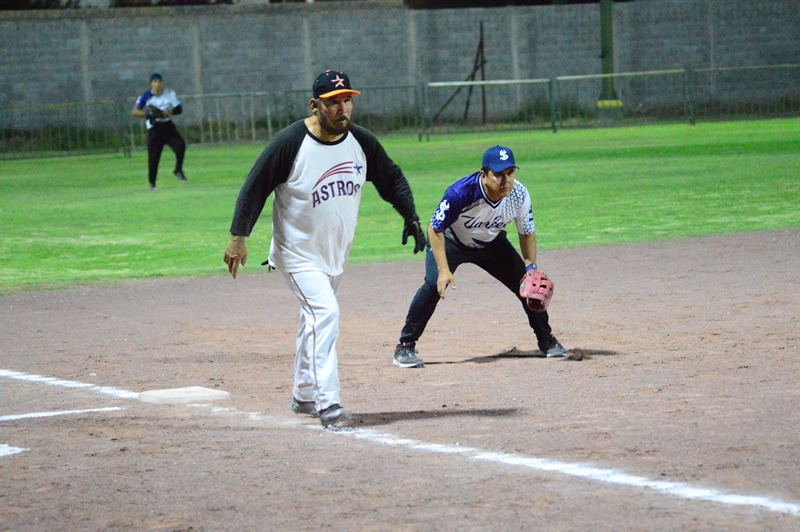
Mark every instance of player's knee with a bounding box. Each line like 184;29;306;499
315;302;340;326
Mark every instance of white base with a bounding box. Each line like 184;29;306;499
138;386;230;404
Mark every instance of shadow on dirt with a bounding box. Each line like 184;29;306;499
351;407;520;427
425;347;620;365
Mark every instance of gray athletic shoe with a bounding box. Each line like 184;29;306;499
393;343;424;368
542;337;568;358
319;404;351;427
174;170;188;182
291;398;318;417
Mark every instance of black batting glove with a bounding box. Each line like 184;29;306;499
402;217;426;254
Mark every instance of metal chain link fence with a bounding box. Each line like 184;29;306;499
2;64;797;159
420;64;799;137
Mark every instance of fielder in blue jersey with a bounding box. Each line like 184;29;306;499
132;73;188;191
393;145;568;368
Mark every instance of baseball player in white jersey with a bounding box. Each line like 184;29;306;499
224;70;426;427
393;145;568;368
132;73;188;191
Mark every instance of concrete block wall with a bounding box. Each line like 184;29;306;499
619;0;799;72
0;0;797;110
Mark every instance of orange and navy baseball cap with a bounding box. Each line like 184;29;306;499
312;70;361;99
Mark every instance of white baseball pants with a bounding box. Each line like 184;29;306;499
283;269;343;412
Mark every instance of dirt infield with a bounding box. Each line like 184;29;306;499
2;230;799;530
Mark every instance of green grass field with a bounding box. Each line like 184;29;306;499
1;119;798;294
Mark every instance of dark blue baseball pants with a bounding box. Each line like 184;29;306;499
398;231;554;351
147;121;186;187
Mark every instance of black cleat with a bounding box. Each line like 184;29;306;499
319;404;351;427
291;398;318;417
542;336;568;358
393;343;424;368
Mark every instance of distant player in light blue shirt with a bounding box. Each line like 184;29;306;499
393;145;568;368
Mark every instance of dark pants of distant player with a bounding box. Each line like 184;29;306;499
399;231;554;351
147;121;186;187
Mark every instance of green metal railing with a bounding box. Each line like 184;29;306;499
420;64;799;138
2;64;797;159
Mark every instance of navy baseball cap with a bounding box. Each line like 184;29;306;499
312;70;361;99
482;145;518;173
149;72;163;82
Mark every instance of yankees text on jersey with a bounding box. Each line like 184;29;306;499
431;172;535;248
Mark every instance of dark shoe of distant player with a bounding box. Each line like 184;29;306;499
174;170;188;182
291;398;318;417
393;343;424;368
319;404;351;428
541;336;568;358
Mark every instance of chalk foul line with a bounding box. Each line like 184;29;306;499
1;444;27;457
0;369;138;399
317;427;800;517
0;406;124;422
3;368;799;517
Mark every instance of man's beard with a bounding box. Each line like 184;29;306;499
319;114;350;136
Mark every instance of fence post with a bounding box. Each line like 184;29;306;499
199;96;206;144
418;83;430;142
548;78;558;133
682;68;696;126
249;93;256;141
118;99;132;158
267;98;274;140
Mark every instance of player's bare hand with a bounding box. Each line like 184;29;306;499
436;271;455;299
224;235;247;279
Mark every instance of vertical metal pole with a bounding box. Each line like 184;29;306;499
120;100;131;157
267;94;274;139
480;21;487;125
683;69;696;126
267;94;273;141
600;0;618;100
214;98;221;144
548;78;558;133
199;96;206;145
229;96;235;142
419;83;429;142
249;94;256;141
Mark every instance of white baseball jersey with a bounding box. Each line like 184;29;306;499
134;89;181;129
229;118;418;414
230;120;417;276
268;133;366;275
430;172;535;248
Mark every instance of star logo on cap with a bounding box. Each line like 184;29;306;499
332;75;345;88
